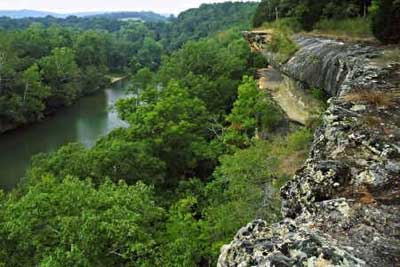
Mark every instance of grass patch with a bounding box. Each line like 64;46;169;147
343;89;396;108
313;17;373;39
377;48;400;64
309;87;329;105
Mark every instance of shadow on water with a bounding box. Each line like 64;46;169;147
0;79;130;190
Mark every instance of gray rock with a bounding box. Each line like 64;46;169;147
219;34;400;267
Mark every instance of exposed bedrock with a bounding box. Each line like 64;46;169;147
219;33;400;266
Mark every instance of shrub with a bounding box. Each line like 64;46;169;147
310;87;329;104
287;128;313;151
266;29;298;63
372;0;400;43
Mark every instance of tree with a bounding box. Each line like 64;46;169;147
74;30;109;67
160;196;210;267
136;37;163;71
118;81;212;182
21;64;50;120
226;76;283;146
372;0;400;43
253;0;281;27
87;138;166;186
204;140;282;259
130;67;154;100
156;37;255;115
39;47;80;106
12;23;51;63
80;65;109;95
0;177;164;267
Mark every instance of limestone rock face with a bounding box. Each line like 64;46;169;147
219;34;400;266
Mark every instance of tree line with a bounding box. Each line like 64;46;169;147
0;21;164;133
253;0;400;43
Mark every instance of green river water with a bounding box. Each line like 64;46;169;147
0;79;130;190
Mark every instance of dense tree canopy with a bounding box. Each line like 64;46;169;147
0;177;164;267
0;20;165;132
253;0;375;30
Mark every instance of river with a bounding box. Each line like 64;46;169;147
0;79;130;190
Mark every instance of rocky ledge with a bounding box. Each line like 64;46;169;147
218;34;400;266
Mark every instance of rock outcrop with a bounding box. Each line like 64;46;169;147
219;33;400;266
258;67;325;125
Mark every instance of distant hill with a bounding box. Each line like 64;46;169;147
0;9;167;22
154;2;259;51
0;9;66;18
88;12;167;22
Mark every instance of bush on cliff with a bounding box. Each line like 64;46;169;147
266;29;298;63
372;0;400;43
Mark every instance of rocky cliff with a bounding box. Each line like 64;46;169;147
218;33;400;266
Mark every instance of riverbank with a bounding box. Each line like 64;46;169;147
110;75;129;84
0;75;129;135
0;78;130;190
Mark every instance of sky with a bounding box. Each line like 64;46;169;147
0;0;258;15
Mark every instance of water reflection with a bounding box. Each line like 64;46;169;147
0;80;130;190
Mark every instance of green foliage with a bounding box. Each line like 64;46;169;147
119;81;214;182
28;143;91;183
129;68;154;94
314;17;373;38
0;12;164;31
253;0;375;32
266;29;298;63
309;87;329;104
0;2;261;132
205;140;282;248
202;129;313;261
253;0;279;27
39;47;80;106
157;2;258;51
372;0;400;43
156;34;266;115
0;21;166;132
0;177;164;267
28;140;166;187
226;76;283;146
21;64;50;120
160;196;210;267
287;128;313;151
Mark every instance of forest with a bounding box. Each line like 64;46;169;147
0;22;161;133
0;0;398;266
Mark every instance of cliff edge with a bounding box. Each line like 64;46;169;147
218;33;400;266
